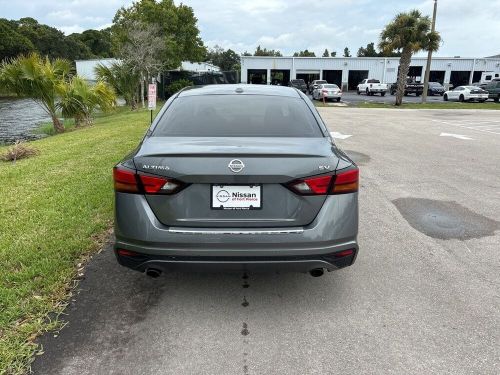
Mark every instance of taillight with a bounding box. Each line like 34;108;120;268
113;167;185;195
286;168;358;196
288;175;332;195
139;174;182;194
113;167;139;193
331;168;359;194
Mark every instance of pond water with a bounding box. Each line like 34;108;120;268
0;98;50;144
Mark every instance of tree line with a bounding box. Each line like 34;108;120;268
1;2;440;110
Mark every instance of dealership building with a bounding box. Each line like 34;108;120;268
241;56;500;90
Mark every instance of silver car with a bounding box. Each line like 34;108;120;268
113;84;359;278
312;84;343;102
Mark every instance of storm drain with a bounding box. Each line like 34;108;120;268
393;198;499;240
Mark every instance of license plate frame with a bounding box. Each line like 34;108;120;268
211;184;262;210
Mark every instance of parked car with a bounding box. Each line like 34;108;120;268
113;84;359;278
357;79;388;96
427;82;445;96
288;79;308;93
390;79;424;96
309;79;327;93
312;83;342;102
484;79;500;102
443;86;489;102
472;82;488;90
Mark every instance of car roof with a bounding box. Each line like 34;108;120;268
178;84;302;98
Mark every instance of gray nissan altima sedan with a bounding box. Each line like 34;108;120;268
113;84;359;277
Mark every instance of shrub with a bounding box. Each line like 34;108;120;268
166;79;193;97
1;141;39;162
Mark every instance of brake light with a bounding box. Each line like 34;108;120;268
139;174;181;194
113;167;185;195
332;168;359;194
113;167;139;193
289;175;332;195
287;168;358;196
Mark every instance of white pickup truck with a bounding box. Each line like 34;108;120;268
357;79;388;96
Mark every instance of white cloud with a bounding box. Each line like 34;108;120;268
58;24;85;34
0;0;498;57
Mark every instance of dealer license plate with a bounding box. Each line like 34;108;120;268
211;185;262;210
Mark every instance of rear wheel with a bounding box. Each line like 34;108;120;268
459;95;465;102
357;88;360;95
416;92;420;97
366;89;370;96
443;94;448;101
336;98;341;102
381;92;386;97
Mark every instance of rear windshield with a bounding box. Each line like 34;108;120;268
153;95;323;138
367;79;380;83
323;84;339;89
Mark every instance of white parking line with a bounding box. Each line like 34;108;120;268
431;119;500;135
330;131;352;139
440;132;474;140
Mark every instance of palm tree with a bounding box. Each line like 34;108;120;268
379;10;441;106
57;76;116;126
0;53;71;132
94;62;140;110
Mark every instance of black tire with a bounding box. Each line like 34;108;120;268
357;89;360;95
366;88;370;96
404;92;408;96
459;95;465;102
494;97;499;103
336;98;341;102
381;92;386;97
443;94;448;101
391;90;395;95
416;93;420;97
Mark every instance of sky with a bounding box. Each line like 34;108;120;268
1;0;499;57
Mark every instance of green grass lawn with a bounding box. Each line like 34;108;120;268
0;106;157;374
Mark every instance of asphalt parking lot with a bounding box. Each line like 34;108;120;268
310;90;448;104
32;108;500;375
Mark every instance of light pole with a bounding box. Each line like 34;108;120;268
422;0;438;103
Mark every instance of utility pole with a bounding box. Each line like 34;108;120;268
422;0;438;103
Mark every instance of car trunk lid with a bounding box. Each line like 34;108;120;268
134;137;341;228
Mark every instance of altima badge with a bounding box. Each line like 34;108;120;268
228;159;245;173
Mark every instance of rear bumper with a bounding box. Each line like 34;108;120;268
114;193;359;273
468;94;489;101
323;93;342;99
115;248;358;273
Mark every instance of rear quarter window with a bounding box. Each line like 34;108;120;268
153;95;323;138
